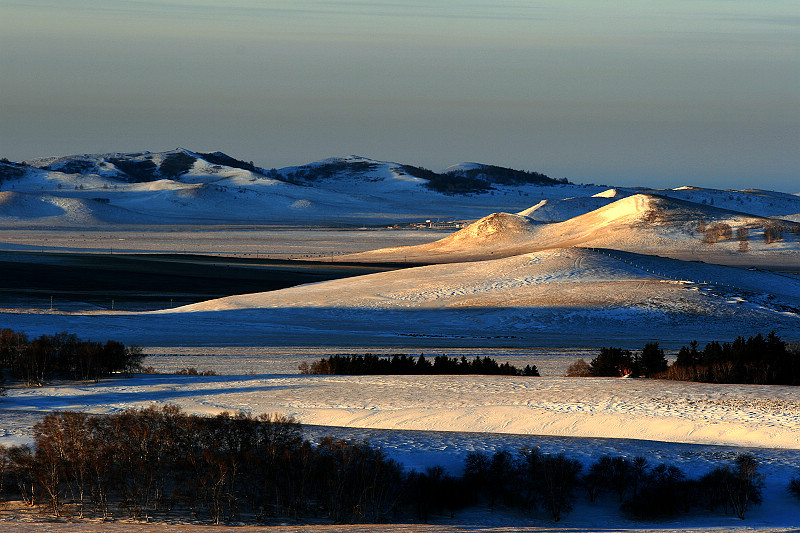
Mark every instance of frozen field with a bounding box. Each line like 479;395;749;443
0;226;448;258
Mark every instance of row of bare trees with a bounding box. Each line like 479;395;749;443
0;406;402;524
0;406;774;524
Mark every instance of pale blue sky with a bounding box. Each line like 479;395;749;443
1;1;798;190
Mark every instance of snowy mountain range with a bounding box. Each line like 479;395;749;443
0;149;586;226
2;148;798;227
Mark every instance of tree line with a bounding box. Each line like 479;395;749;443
0;327;144;386
0;406;785;524
0;158;28;184
400;164;568;195
568;333;800;385
299;353;539;376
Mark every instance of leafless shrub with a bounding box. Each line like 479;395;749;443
175;367;217;376
702;223;732;244
763;223;783;244
642;210;662;224
298;359;331;375
737;226;749;252
565;359;591;377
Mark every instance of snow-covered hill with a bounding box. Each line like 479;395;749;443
165;247;800;315
343;193;800;268
0;149;800;338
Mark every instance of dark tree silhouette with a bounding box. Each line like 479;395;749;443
589;347;634;377
636;342;668;377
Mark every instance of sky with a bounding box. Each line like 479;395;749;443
1;1;798;191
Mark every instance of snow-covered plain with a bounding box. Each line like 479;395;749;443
5;372;800;450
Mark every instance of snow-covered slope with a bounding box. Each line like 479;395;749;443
655;186;800;220
275;155;428;194
517;197;617;222
165;247;800;312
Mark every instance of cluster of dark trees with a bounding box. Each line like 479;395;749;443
0;407;773;525
0;158;29;183
107;152;197;182
157;152;199;178
568;343;669;378
400;164;569;195
441;449;766;522
791;475;800;502
0;327;144;386
445;164;569;187
198;151;259;174
401;165;493;195
42;158;97;174
574;333;800;385
280;160;380;184
664;332;800;385
299;353;539;377
107;157;159;181
587;453;765;520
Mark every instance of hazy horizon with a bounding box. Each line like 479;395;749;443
1;1;798;191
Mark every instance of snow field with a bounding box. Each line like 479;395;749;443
2;370;800;530
3;373;799;450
